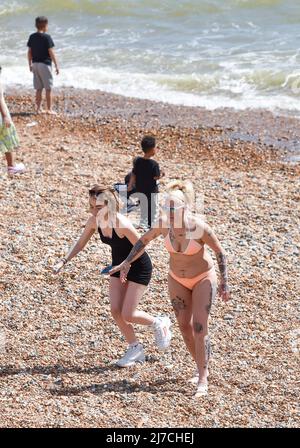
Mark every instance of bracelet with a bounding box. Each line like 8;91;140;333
61;257;68;265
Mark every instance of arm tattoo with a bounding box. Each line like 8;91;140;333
125;240;146;263
169;227;176;244
216;251;228;284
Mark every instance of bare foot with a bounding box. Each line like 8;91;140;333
46;110;58;115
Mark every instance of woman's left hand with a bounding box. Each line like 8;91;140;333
218;282;231;302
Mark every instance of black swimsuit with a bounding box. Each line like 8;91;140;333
98;227;152;286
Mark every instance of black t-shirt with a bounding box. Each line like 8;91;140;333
27;32;55;66
132;157;160;194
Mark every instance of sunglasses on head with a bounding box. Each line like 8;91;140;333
89;190;104;197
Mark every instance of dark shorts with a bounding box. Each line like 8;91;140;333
111;252;152;286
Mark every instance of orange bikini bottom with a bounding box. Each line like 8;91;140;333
169;267;216;291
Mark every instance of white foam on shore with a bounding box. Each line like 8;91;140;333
2;64;300;114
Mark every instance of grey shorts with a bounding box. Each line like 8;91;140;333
32;63;53;90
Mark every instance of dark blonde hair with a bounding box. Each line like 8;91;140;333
89;184;122;215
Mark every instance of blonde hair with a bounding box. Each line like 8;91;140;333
165;180;194;208
89;184;123;216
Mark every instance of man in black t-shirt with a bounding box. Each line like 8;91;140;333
27;16;60;114
128;136;164;228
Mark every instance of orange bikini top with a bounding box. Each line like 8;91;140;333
164;231;203;256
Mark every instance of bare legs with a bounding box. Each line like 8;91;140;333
168;275;195;360
109;277;154;345
192;278;217;384
36;89;43;113
122;281;155;326
35;89;55;114
168;273;217;387
45;89;53;113
5;151;14;168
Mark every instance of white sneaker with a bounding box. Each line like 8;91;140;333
7;163;26;176
153;316;172;351
194;382;208;398
116;343;145;368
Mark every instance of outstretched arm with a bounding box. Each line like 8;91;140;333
109;224;161;282
53;216;96;274
200;223;230;302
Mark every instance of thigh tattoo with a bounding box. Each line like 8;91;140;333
206;282;217;315
171;296;187;317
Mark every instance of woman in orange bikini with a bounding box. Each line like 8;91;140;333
110;180;230;397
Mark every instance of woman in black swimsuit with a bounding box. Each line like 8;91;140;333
53;184;172;367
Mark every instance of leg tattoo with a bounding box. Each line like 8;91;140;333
204;335;211;369
193;322;203;333
171;296;187;317
206;282;217;315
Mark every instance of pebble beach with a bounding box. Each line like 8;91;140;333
0;89;299;428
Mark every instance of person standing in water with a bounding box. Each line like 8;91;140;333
53;184;172;367
27;16;60;114
110;180;230;396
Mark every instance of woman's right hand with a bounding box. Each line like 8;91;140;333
109;261;131;283
53;259;65;275
218;282;231;302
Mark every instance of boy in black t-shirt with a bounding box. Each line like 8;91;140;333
128;136;163;228
27;16;60;114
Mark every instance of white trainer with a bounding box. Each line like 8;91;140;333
116;343;145;368
194;382;208;398
153;316;172;351
7;163;26;176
